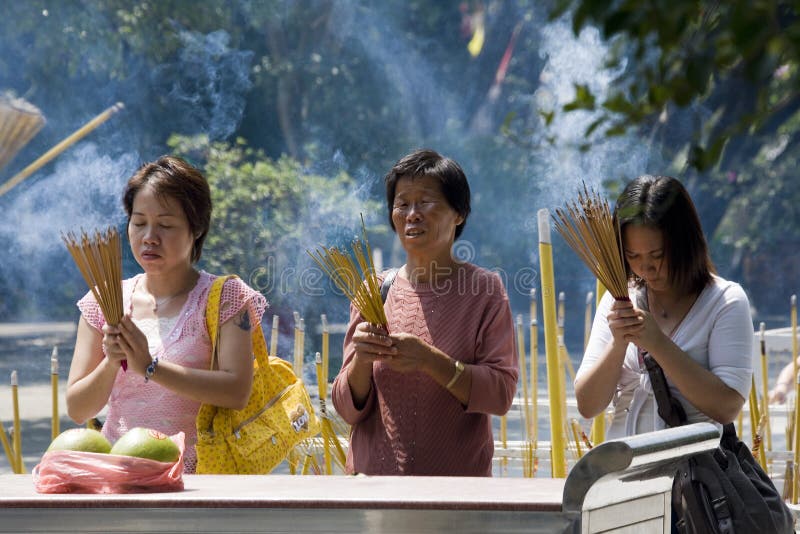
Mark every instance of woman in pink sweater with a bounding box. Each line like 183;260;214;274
331;149;518;476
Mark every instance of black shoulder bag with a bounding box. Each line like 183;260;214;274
643;352;794;533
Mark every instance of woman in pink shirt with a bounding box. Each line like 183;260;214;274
331;149;518;476
66;156;266;473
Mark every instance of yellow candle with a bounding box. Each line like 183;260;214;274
292;312;301;378
298;318;306;382
759;323;771;452
591;279;606;445
301;453;312;475
499;414;507;475
792;295;798;390
558;338;569;437
538;209;566;478
321;314;330;386
794;371;800;503
516;315;531;441
748;376;766;469
570;419;584;459
557;291;576;383
51;347;59;441
792;295;798;455
315;352;332;475
269;315;279;357
11;371;24;474
529;289;538;446
0;414;14;472
583;291;593;350
737;410;744;438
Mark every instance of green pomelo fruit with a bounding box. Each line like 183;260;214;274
47;428;112;453
109;427;180;462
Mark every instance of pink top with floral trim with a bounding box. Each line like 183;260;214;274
77;271;267;473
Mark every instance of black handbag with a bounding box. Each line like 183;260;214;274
642;351;794;533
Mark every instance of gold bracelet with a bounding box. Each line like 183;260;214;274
445;360;465;389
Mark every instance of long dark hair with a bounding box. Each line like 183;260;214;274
614;175;715;295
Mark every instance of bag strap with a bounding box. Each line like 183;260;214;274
643;353;688;427
380;268;398;303
674;460;734;534
205;275;270;372
635;290;688;427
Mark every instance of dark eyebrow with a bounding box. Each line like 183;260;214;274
131;211;179;218
624;247;663;255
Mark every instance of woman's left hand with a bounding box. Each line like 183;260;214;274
387;332;434;373
112;314;154;376
626;308;668;354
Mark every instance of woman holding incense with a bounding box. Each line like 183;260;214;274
575;175;753;438
66;155;266;473
331;149;518;476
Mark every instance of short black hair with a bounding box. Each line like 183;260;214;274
614;174;715;295
384;149;471;239
123;155;211;263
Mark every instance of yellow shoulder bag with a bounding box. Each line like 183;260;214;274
195;275;320;474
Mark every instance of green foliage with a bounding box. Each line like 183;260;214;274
549;0;800;174
167;134;381;315
563;84;596;111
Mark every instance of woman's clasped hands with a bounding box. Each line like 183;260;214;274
101;315;153;376
607;299;665;355
351;321;432;373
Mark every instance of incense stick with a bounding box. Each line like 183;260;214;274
62;227;125;370
552;184;629;299
307;215;387;326
0;94;45;172
62;227;123;325
0;103;124;197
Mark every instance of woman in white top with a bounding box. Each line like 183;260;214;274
575;175;753;438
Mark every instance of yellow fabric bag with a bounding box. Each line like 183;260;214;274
195;275;320;474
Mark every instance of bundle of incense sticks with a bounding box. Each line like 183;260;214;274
0;94;45;172
307;216;387;326
62;227;125;368
552;184;629;299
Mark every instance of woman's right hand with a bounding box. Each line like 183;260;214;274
101;323;129;368
351;322;396;368
606;299;643;347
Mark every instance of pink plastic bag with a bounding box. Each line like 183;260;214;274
32;432;185;494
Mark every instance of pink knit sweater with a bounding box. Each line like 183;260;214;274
77;271;267;472
331;263;518;476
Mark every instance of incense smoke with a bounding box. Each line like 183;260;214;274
0;4;673;378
